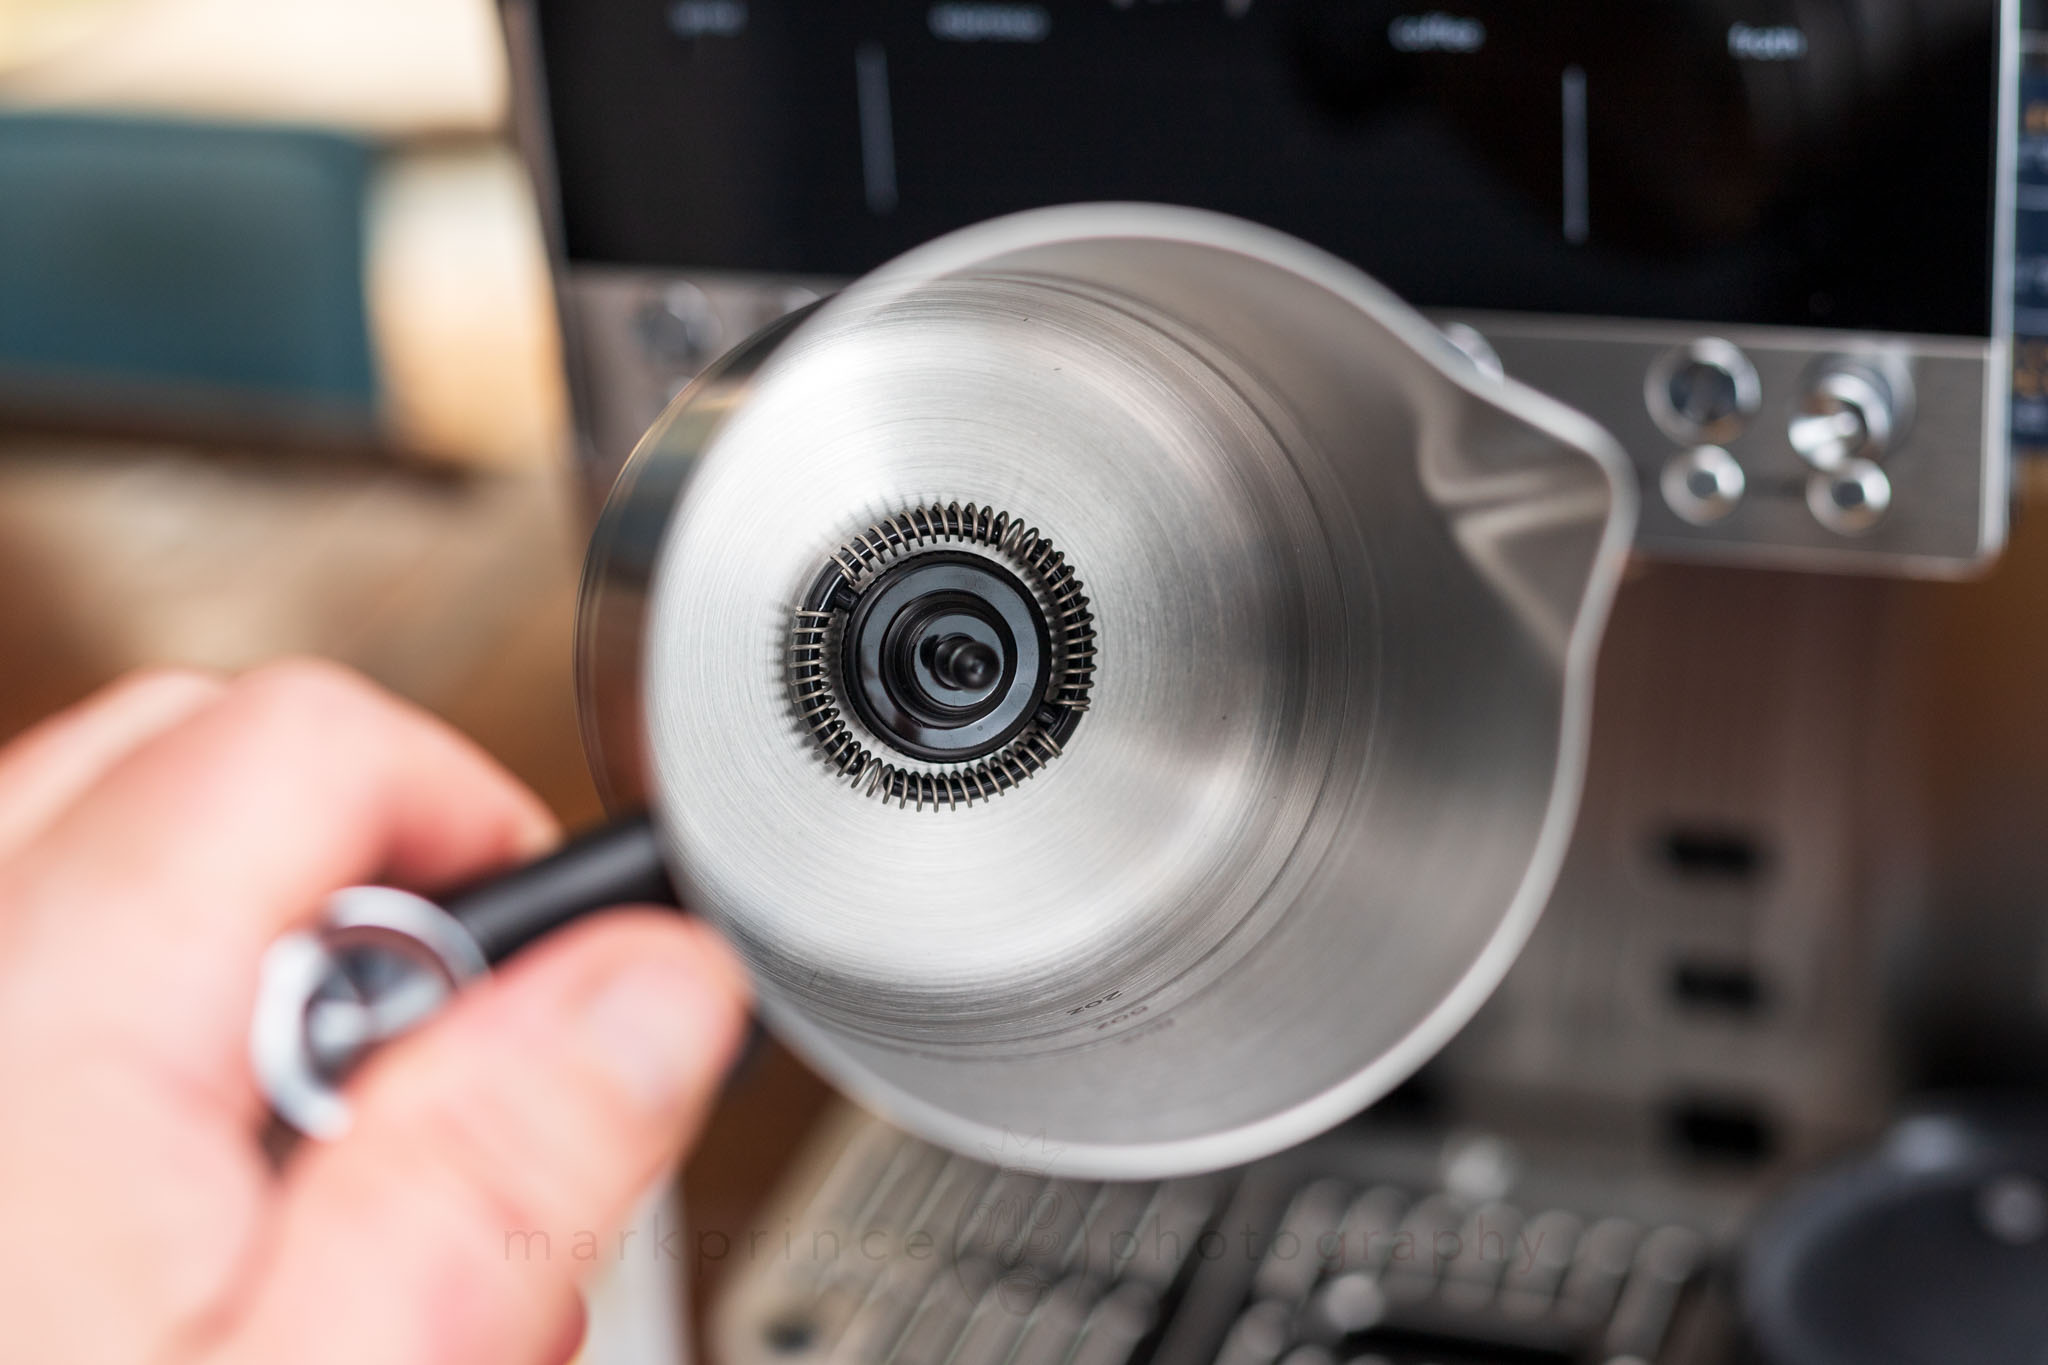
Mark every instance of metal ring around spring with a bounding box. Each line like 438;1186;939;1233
788;501;1096;810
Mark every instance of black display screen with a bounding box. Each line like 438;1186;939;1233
534;0;2003;338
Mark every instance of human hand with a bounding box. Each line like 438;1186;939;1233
0;661;750;1365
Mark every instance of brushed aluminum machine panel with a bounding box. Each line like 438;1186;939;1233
1438;315;2009;575
557;269;2013;577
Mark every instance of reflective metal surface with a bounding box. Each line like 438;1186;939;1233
713;1107;1738;1365
1744;1106;2048;1365
711;1107;1232;1365
576;306;812;811
249;886;489;1139
1444;314;2004;574
584;205;1633;1178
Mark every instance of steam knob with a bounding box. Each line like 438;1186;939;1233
1807;458;1892;536
1646;339;1760;444
1789;364;1895;472
1660;446;1745;525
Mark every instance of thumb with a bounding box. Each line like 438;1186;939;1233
212;912;749;1365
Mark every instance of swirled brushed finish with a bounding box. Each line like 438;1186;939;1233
586;205;1634;1178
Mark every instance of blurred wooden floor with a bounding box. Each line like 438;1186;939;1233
0;434;594;799
0;432;831;1356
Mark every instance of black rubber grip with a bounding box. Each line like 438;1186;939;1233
443;813;678;963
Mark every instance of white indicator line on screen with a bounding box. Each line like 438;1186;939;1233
1561;64;1588;244
856;42;899;216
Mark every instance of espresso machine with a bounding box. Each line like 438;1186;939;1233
492;0;2048;1360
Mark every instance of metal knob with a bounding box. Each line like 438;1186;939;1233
249;815;677;1137
1789;364;1895;472
251;889;489;1138
1807;458;1892;535
1646;338;1760;445
1659;446;1746;525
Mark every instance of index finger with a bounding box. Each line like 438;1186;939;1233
0;668;225;869
0;657;561;1114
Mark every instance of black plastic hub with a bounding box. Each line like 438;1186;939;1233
840;551;1051;763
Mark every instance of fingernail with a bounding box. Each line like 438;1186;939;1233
582;963;708;1113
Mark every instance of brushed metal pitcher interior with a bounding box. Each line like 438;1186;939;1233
579;205;1635;1179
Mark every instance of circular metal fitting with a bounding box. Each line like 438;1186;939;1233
249;886;488;1138
1788;365;1893;472
790;502;1095;809
1646;338;1761;445
1659;445;1746;525
1807;458;1892;535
